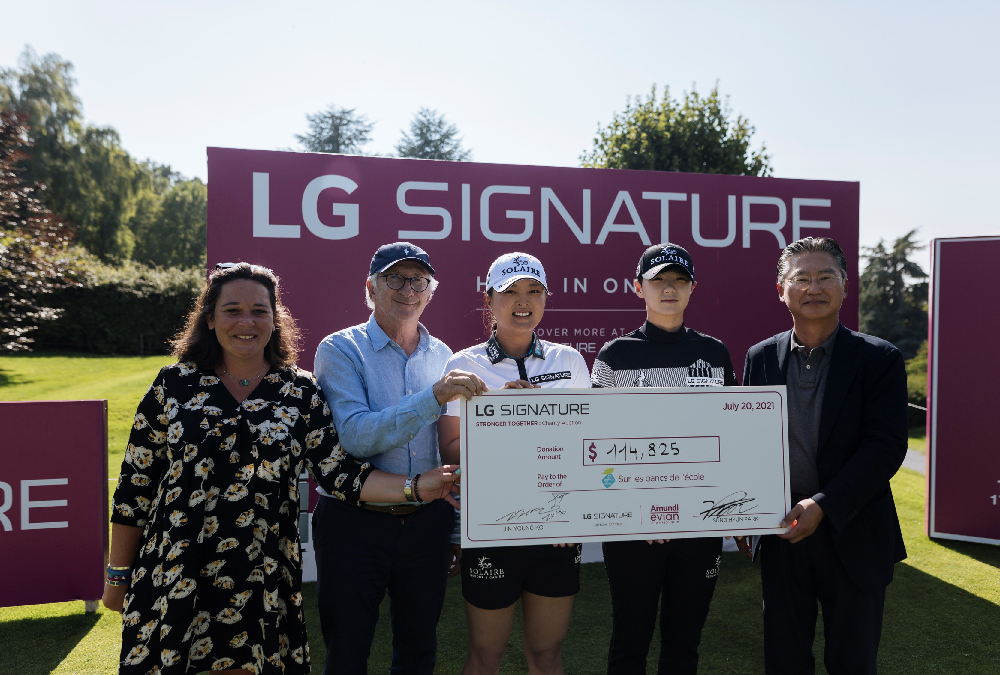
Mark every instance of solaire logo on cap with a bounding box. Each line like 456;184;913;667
501;257;541;276
650;248;684;265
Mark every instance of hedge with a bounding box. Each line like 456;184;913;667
34;260;203;355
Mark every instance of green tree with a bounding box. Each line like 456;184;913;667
0;46;82;190
858;230;928;360
0;110;76;351
905;339;928;425
143;161;183;196
1;46;149;261
582;84;771;175
132;178;207;268
64;125;150;260
395;108;471;160
296;104;374;154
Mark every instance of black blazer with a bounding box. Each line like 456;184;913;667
743;324;908;591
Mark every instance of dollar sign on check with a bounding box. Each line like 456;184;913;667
588;442;597;461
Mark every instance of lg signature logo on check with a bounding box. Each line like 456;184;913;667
474;402;590;417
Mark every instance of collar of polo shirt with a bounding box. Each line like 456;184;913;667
485;332;546;365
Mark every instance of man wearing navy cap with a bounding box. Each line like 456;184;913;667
313;242;486;674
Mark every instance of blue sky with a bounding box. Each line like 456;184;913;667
4;0;998;266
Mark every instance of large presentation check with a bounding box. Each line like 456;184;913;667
460;387;790;548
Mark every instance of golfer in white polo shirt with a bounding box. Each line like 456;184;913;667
437;252;589;675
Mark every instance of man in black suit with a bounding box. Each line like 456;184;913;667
743;237;908;674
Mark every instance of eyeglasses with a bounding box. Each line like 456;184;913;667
784;274;843;290
381;274;431;292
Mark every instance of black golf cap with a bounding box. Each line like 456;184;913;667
369;242;436;276
636;243;695;281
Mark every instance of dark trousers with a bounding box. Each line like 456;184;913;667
603;537;723;675
312;496;454;675
760;525;886;675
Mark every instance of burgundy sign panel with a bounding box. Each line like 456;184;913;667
927;236;1000;545
207;148;859;381
0;400;108;607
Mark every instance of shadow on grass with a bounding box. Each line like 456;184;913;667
876;562;1000;674
304;552;999;675
0;611;100;675
934;537;1000;569
0;367;30;388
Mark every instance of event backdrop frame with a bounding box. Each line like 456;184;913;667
206;148;861;374
926;236;1000;545
0;400;109;608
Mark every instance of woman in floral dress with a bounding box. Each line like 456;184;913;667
102;263;460;675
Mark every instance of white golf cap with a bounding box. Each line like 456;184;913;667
486;252;547;292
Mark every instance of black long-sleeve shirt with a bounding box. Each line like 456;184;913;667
591;321;737;389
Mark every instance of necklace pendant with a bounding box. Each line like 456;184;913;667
238;379;250;387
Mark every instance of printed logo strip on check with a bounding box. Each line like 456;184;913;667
460;387;790;548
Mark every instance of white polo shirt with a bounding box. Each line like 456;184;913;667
443;333;591;417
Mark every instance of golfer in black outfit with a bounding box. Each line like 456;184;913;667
591;244;736;675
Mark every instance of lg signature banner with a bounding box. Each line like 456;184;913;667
207;148;859;377
0;400;108;607
927;236;1000;545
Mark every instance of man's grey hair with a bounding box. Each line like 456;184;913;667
776;237;849;282
365;272;439;309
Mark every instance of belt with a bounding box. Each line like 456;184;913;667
361;502;428;516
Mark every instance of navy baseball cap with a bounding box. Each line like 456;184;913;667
369;242;436;276
636;243;695;281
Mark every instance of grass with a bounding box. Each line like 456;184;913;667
1;354;997;673
908;426;927;454
0;352;174;479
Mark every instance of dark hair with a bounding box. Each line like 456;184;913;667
482;289;496;335
171;263;301;369
776;237;848;282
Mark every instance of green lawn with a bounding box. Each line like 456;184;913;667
1;355;998;674
908;426;927;453
0;352;174;479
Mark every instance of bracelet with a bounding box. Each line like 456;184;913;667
413;474;422;503
403;477;416;503
107;565;132;584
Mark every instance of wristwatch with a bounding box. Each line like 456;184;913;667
403;477;416;502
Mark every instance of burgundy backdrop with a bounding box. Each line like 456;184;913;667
207;148;859;380
0;400;108;607
927;236;1000;544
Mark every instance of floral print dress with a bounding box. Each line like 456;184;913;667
111;363;374;674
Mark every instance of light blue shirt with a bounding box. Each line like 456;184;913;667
313;314;452;496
